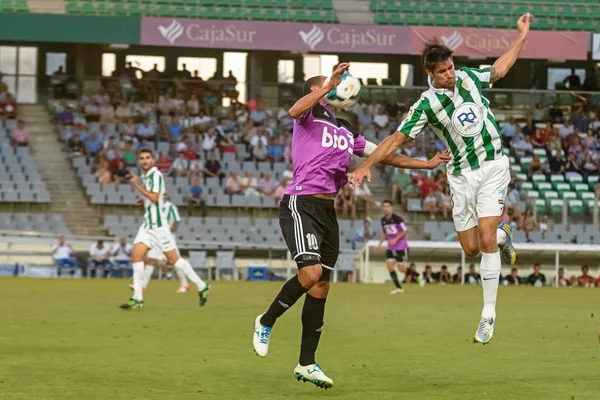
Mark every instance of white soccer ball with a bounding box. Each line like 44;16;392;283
323;71;361;109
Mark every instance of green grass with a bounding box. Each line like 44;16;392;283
0;279;599;400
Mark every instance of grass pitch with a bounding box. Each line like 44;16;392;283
0;278;598;400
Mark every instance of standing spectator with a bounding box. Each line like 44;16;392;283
187;176;207;217
204;153;225;180
187;94;200;116
391;169;412;205
258;172;277;197
527;263;546;287
111;237;132;277
155;152;173;175
576;265;595;287
336;185;356;220
137;118;156;142
464;264;481;285
582;68;598;91
562;68;582;89
503;267;521;286
89;240;113;278
225;170;242;195
52;236;78;276
172;153;189;177
241;171;260;197
11;120;29;147
521;117;536;136
354;181;375;218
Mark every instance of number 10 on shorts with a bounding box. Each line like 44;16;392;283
306;233;318;250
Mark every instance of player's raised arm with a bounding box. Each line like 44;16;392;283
490;13;532;82
129;172;160;203
288;62;349;119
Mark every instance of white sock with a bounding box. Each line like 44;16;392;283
174;257;206;291
480;251;501;319
175;268;189;287
496;228;507;246
132;262;145;301
143;265;155;288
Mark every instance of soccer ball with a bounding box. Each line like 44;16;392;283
323;71;361;109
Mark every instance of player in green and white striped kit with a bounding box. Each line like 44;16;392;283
120;148;209;309
141;193;192;293
350;13;533;344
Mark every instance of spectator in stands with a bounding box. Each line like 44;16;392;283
1;94;17;120
112;160;130;187
219;132;237;154
423;188;438;220
99;100;115;124
512;134;533;157
172;153;189;177
437;265;451;285
549;102;563;123
423;265;436;284
503;267;521;286
354;181;375;218
501;117;519;148
189;154;203;177
132;100;152;122
204;153;224;180
464;264;481;285
527;155;547;179
558;118;575;142
252;140;268;162
155;152;173;175
225;170;242;195
181;143;197;161
187;176;207;217
439;185;451;220
391;169;412;206
11;120;29;147
258;172;277;197
521;208;538;232
137;117;156;142
89;240;112;278
52;236;78;276
84;100;100;122
581;151;598;179
247;94;263;112
242;171;260;197
274;178;288;203
548;151;565;176
576;265;595;287
250;130;269;157
452;266;462;284
104;136;121;161
96;157;112;184
521;117;535;137
111;236;132;277
564;153;582;179
122;141;136;167
553;267;570;287
67;133;86;158
530;126;548;148
115;101;131;122
350;217;376;250
168;116;182;142
373;106;389;129
202;129;217;155
505;184;522;222
336;185;356;220
403;263;419;284
277;104;294;130
187;93;200;116
527;263;546;287
57;105;74;126
282;163;293;180
267;137;284;162
563;68;582;90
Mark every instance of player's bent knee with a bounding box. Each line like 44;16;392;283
479;233;498;253
308;281;330;299
298;263;323;287
461;243;481;258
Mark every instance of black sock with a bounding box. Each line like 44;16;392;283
260;275;307;327
299;294;326;366
389;271;402;289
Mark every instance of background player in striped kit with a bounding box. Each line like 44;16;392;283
376;200;422;294
349;14;533;344
252;62;451;389
135;193;191;293
120;148;208;309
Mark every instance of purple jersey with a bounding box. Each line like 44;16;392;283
381;213;408;251
285;102;366;196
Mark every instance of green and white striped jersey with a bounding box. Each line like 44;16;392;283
163;200;181;226
141;166;167;229
398;67;503;175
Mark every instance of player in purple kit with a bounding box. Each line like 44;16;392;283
377;200;423;294
252;62;451;389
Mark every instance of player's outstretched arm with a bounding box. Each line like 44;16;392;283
129;173;160;203
491;13;533;82
348;132;407;188
382;149;451;170
288;62;349;119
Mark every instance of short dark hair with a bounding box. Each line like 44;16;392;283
139;148;154;157
421;38;454;72
303;75;326;95
382;200;392;206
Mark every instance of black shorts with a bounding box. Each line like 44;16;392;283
386;249;407;263
280;194;339;282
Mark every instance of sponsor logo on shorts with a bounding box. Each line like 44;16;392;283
498;188;506;205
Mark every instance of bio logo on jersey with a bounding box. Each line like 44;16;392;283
321;126;354;154
451;102;484;137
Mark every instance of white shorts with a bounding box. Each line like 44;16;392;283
447;156;510;232
134;226;177;260
147;242;180;262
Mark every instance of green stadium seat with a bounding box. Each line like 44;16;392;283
510;165;522;174
574;183;589;196
567;175;584;185
543;190;558;201
568;199;584;216
586;200;600;215
562;191;577;200
527;190;540;201
556;183;571;197
515;173;527;182
520;181;533;196
550;175;566;189
537;182;553;197
580;192;595;202
520;156;532;170
535;199;547;214
549;199;563;214
531;174;547;189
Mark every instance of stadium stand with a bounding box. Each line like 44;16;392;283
0;0;28;13
64;0;338;22
0;212;70;235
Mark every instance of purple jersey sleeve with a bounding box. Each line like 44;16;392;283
353;135;366;157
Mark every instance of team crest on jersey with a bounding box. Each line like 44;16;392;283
451;102;484;137
461;79;471;91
